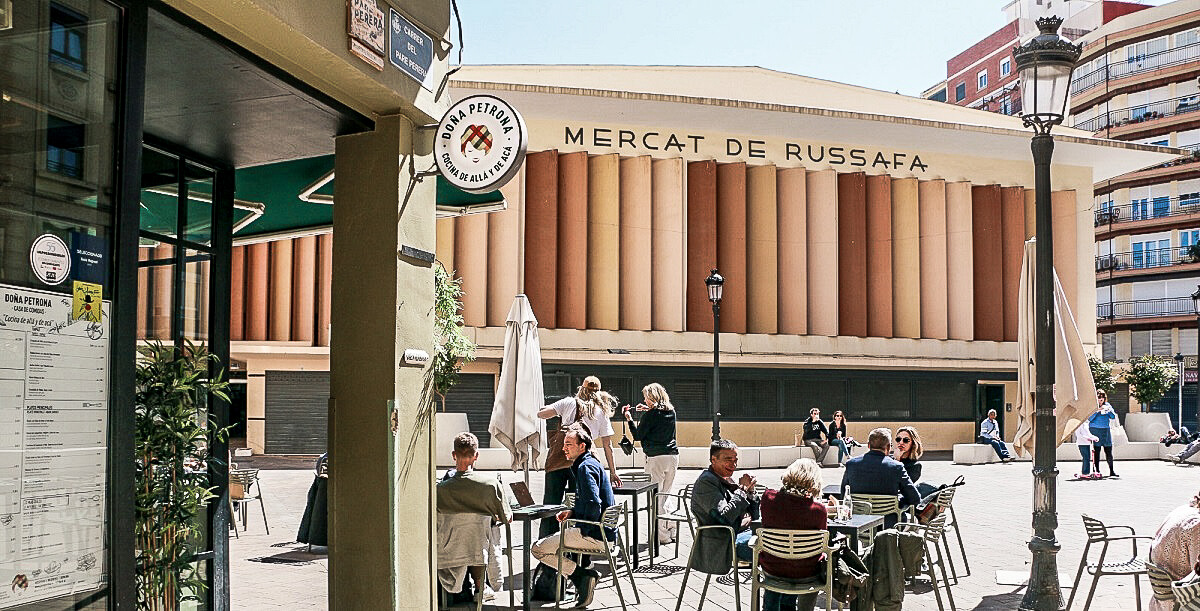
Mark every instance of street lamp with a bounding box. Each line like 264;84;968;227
1176;353;1186;432
1191;286;1200;435
1014;16;1081;611
705;269;724;441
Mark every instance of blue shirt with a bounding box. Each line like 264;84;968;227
1089;404;1117;429
571;451;617;541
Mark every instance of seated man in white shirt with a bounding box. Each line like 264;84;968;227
978;409;1014;462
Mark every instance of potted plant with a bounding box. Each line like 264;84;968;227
1125;354;1178;411
432;264;476;412
1187;243;1200;263
134;341;230;611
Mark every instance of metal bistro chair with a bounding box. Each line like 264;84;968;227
619;471;652;483
932;486;970;578
1146;561;1178;611
555;502;640;611
229;468;269;535
1173;577;1200;611
898;515;957;611
750;528;841;611
676;522;742;611
655;488;695;560
849;493;908;526
1066;514;1150;611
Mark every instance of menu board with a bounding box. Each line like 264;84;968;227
0;284;107;608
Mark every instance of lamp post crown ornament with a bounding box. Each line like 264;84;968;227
1013;15;1083;134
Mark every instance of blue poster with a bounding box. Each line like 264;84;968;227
70;232;107;286
389;8;434;89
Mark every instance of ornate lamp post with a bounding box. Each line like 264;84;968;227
705;269;724;441
1014;16;1081;611
1176;352;1186;431
1191;286;1200;432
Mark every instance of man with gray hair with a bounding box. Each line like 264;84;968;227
840;428;920;526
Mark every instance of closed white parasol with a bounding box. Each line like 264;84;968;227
487;295;546;477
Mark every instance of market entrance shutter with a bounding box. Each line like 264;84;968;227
443;373;497;446
265;370;330;454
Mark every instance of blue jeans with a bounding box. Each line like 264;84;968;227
831;438;850;462
1078;445;1091;475
763;590;818;611
735;529;754;563
979;436;1010;459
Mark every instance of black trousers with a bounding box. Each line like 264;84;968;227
539;467;576;538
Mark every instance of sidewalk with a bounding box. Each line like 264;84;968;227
231;457;1191;610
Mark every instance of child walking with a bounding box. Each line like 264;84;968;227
1075;424;1101;479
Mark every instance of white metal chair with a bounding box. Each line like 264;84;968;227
932;486;970;578
1172;577;1200;611
229;468;269;534
655;488;694;560
898;515;957;611
676;523;742;611
1066;514;1149;611
555;503;640;611
1146;561;1178;611
750;528;841;611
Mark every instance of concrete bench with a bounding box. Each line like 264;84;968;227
954;440;1164;465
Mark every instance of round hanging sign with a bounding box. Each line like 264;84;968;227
29;234;70;286
434;94;527;194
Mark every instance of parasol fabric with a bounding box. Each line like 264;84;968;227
488;295;546;471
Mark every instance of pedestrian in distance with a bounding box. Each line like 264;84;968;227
1073;424;1101;480
1088;391;1119;478
827;410;859;466
801;408;831;465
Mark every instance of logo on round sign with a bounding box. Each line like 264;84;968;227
434;94;527;194
29;234;70;286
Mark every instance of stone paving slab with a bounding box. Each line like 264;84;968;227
232;457;1198;610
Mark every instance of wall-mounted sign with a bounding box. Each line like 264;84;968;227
389;8;434;89
434;95;528;194
0;0;12;31
347;0;385;71
28;234;70;286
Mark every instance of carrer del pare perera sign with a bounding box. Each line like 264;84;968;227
434;95;528;194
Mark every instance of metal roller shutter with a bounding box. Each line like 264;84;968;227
265;370;329;454
442;373;497;446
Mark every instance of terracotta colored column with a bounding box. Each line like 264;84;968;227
717;162;748;334
1024;188;1036;240
918;180;948;340
865;175;893;339
806;170;838;336
971;185;1004;342
291;236;317;343
620;156;653;331
746;164;778;334
137;247;151;339
838;172;868;338
317;234;332;347
269;239;294;341
455;212;489;328
1001;187;1026;342
487;166;524;327
891;178;921;339
435;218;455;274
946;182;975;341
198;259;210;340
1052;190;1080;320
152;244;173;340
777;168;807;335
245;242;269;341
230;245;244;341
587;154;620;330
557;152;589;329
686;161;718;332
523;151;558;328
651;158;685;332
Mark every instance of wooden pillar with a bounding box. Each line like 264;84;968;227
946;182;975;341
268;239;294;341
891;178;920;339
806;170;838;336
651;158;685;332
245;242;269;341
1001;186;1026;342
230;245;244;341
971;185;1004;342
918;180;948;340
523;151;558;327
292;236;317;343
746;164;778;334
587;154;620;331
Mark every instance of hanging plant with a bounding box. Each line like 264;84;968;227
432;264;476;411
1088;355;1117;396
134;341;231;611
1125;354;1178;408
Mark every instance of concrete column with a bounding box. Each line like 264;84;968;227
746;164;778;334
619;156;652;330
557;152;588;329
651;158;685;331
1024;188;1036;240
717;162;748;334
918;179;947;340
866;174;893;339
523;151;558;327
1001;186;1026;342
317;234;333;347
487;166;524;327
837;172;867;338
434;218;455;276
588;154;620;330
292;236;317;343
245;242;269;341
891;178;920;339
971;185;1003;342
229;245;244;341
329;115;435;610
946;182;974;341
806;170;838;336
455;212;488;328
269;240;293;341
152;244;173;340
686;161;717;332
1053;190;1080;321
777;168;807;335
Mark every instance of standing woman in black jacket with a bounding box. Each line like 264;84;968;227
622;383;679;543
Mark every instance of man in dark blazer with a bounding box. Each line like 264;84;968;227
840;428;921;526
689;439;760;576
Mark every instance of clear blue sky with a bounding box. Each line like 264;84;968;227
456;0;1170;97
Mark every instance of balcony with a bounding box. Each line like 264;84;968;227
1094;195;1200;228
1095;247;1193;272
1071;42;1200;96
1072;93;1200;133
1097;297;1196;325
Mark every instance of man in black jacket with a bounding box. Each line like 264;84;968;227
840;428;920;527
530;428;616;607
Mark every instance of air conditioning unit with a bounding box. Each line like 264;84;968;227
1096;255;1118;271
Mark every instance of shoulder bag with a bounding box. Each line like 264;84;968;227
544;400;590;472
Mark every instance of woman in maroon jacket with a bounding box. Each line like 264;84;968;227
759;458;828;611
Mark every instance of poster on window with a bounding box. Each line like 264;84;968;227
0;284;108;608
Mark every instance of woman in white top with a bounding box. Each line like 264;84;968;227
535;376;622;537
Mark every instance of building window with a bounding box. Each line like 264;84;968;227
955;82;966;102
1000;58;1011;77
1001;98;1012;115
1181;191;1200;207
1101;333;1116;361
49;4;87;71
1177;29;1200;48
1181;229;1200;258
46;115;84;178
977;69;988;90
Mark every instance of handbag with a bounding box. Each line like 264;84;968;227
544;400;589;473
618;420;635;456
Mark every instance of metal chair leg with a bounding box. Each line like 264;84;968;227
258;496;270;535
555;544;565;609
936;544;957;611
675;553;695;611
941;532;959;584
1134;574;1142;611
617;539;641;605
927;542;945;611
1083;566;1104;611
1067;541;1092;611
608;548;628;611
949;506;971;575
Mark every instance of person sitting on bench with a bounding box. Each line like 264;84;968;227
978;409;1013;462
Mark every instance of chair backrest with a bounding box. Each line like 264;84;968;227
933;486;956;509
851;493;901;517
1146;561;1177;603
230;469;258;488
1175;578;1200;610
564;492;575;507
1081;514;1109;542
620;471;651;483
753;528;829;561
601;503;625;530
681;483;694;499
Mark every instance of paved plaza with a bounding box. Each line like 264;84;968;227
231;457;1199;610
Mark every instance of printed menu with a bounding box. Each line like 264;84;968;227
0;284;107;608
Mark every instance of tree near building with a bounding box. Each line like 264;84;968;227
432;264;476;411
1125;354;1179;409
1088;355;1117;396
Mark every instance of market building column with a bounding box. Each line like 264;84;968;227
328;114;437;609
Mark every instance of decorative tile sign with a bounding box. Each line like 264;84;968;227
347;0;385;71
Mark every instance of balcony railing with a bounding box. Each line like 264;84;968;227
1072;93;1200;132
1098;296;1195;320
1071;41;1200;96
1094;195;1200;226
1095;247;1196;272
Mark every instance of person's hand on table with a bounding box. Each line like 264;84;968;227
611;472;623;488
556;510;572;523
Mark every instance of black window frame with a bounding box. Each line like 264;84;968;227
46;114;86;178
49;2;88;70
955;82;967;102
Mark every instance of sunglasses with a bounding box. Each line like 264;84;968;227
896;437;912;443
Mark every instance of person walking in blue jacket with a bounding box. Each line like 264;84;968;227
1089;391;1119;477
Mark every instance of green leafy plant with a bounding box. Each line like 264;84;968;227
134;341;230;611
432;264;476;411
1125;354;1179;408
1188;243;1200;263
1089;355;1117;395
